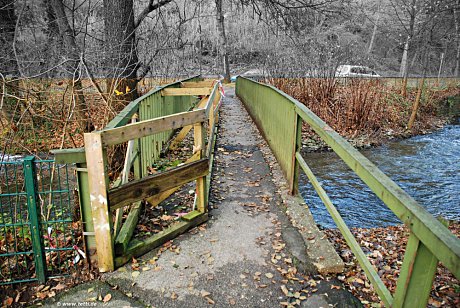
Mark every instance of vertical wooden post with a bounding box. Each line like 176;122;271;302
214;90;221;124
194;122;207;213
84;132;114;272
407;78;424;130
289;114;303;195
75;162;97;262
393;233;438;307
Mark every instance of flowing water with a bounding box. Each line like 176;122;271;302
300;103;460;229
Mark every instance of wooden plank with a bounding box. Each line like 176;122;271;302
204;83;219;116
75;162;96;256
161;88;211;97
114;214;208;268
194;122;207;213
105;75;201;129
52;148;86;164
100;109;207;146
114;201;142;255
205;124;219;199
169;96;209;151
206;121;217;158
114;116;138;237
181;81;215;88
182;210;202;221
145;151;200;206
393;234;438;307
109;159;209;210
296;152;393;306
84;132;114;272
289;115;302;195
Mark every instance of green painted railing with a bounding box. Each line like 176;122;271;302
54;75;221;272
105;75;202;176
0;158;77;285
236;76;460;307
53;75;202;254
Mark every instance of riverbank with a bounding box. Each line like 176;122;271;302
268;78;459;153
324;223;459;307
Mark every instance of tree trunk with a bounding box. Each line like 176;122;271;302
400;38;409;97
44;0;62;78
454;0;460;77
215;0;231;83
0;0;18;77
50;0;90;131
408;32;429;130
103;0;139;108
367;4;380;54
0;0;20;127
400;0;417;97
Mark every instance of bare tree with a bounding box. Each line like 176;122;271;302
0;0;19;126
50;0;91;131
103;0;174;105
215;0;231;82
454;0;460;77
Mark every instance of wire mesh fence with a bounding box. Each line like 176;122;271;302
0;157;81;285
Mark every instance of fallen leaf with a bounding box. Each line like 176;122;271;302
36;292;47;300
4;297;13;306
281;285;289;296
171;292;178;300
205;297;215;304
280;302;290;306
103;294;112;303
201;290;211;297
51;284;66;291
132;271;140;278
265;273;274;279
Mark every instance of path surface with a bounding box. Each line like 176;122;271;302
43;87;359;308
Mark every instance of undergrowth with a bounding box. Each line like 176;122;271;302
268;78;459;145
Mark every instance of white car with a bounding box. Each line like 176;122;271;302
335;65;380;78
231;69;268;82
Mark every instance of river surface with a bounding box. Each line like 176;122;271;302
299;124;460;229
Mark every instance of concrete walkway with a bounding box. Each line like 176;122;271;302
41;87;359;307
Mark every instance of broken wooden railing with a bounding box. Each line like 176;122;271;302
236;76;460;308
53;76;222;272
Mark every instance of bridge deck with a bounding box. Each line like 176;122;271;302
46;86;355;307
102;87;351;306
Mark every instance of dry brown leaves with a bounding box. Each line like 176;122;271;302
325;223;460;307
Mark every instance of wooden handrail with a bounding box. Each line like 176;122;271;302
100;109;207;146
108;158;209;211
236;76;460;307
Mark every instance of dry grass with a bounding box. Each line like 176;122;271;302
0;77;175;156
268;78;458;145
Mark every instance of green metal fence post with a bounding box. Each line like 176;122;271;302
23;156;46;283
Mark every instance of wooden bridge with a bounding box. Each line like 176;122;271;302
48;76;459;307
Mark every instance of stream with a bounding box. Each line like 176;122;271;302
300;110;460;229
